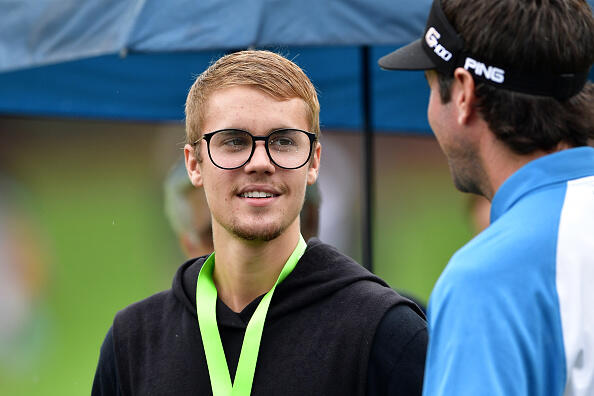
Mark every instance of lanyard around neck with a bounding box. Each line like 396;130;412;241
196;235;307;396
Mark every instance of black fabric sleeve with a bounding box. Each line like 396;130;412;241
92;326;122;396
366;303;428;396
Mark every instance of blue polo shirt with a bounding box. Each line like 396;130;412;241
423;147;594;396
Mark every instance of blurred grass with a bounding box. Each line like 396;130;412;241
0;118;183;395
1;170;178;395
0;119;474;395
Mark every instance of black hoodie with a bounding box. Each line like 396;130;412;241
93;239;427;395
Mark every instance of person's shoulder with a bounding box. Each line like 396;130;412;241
434;241;516;309
113;287;193;344
377;304;427;343
447;215;548;281
300;241;421;303
440;202;560;304
114;256;203;326
303;238;388;284
367;304;427;395
116;289;172;318
303;237;359;268
286;238;409;318
482;178;570;263
430;224;560;333
373;304;427;365
305;238;416;306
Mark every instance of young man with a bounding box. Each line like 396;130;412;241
93;50;427;395
379;0;594;395
163;157;321;258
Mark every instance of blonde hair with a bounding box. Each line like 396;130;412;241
185;50;320;145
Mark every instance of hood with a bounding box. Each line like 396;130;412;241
172;238;399;323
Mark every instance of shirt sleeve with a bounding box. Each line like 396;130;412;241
367;303;428;396
92;326;122;396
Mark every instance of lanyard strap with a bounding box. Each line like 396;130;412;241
196;235;307;396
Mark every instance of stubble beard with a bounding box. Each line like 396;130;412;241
448;148;487;197
222;203;303;242
230;216;287;241
208;175;309;242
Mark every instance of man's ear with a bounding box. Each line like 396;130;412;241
184;144;203;187
452;68;478;125
307;142;321;185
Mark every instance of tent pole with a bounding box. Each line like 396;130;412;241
361;45;374;273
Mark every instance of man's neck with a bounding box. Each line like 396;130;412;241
480;135;570;200
210;222;301;313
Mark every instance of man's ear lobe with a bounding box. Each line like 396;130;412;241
184;144;203;187
453;67;477;125
307;142;321;185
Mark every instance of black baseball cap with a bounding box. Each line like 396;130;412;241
378;0;589;100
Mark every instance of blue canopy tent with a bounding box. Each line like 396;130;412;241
1;0;593;270
0;0;434;131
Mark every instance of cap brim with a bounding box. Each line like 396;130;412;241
378;39;436;71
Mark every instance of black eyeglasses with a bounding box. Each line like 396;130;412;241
192;128;317;170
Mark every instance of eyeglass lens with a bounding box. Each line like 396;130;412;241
208;129;312;169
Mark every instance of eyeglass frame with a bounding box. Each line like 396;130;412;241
192;128;318;170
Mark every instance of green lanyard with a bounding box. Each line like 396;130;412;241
196;235;306;396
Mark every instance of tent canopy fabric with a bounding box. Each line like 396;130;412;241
0;47;433;133
1;0;592;133
0;0;437;132
1;0;430;73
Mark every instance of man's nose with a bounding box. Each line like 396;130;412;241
243;141;275;173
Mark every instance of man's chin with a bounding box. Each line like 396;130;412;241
230;224;284;242
453;176;481;195
448;158;484;196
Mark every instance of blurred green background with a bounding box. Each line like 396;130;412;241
0;117;474;395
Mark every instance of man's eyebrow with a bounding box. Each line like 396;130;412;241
223;126;300;134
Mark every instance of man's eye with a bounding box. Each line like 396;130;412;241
223;138;249;147
271;137;295;146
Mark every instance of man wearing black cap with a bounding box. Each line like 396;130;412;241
379;0;594;395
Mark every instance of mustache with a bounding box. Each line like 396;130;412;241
231;180;289;195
